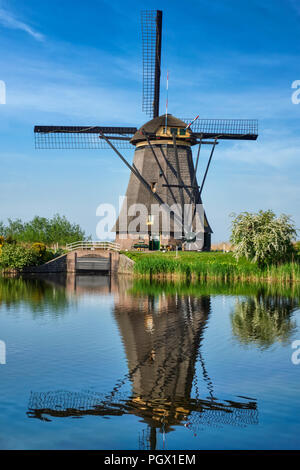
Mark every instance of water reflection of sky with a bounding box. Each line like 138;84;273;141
0;275;299;450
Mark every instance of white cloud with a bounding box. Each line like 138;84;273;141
5;81;141;125
0;6;44;41
214;138;300;168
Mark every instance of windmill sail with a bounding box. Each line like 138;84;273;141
141;10;162;118
182;118;258;140
34;126;137;149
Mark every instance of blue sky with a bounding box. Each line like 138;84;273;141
0;0;299;242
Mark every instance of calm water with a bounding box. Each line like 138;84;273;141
0;274;299;450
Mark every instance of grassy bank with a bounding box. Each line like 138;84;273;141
123;251;300;282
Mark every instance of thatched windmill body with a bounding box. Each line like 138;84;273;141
34;10;258;251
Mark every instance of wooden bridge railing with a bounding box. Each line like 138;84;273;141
66;241;120;252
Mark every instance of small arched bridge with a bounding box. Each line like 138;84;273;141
24;241;134;275
67;241;120;274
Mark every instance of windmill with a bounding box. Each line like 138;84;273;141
34;10;258;251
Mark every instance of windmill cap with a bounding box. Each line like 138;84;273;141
130;114;189;145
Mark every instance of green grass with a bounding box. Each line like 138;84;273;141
122;251;300;282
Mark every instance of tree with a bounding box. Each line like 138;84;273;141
5;218;24;238
0;222;5;236
230;210;297;266
0;214;88;246
44;214;87;245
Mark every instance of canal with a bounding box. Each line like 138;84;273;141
0;274;299;450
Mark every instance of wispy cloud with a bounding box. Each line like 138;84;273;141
0;6;44;41
0;47;143;125
215;138;300;169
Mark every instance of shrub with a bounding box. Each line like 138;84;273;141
53;248;67;258
5;235;17;245
32;242;47;255
31;242;55;264
294;241;300;257
0;245;39;270
230;210;297;266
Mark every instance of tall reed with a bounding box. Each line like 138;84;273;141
123;252;300;283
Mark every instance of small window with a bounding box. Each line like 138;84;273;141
170;128;177;135
179;129;186;136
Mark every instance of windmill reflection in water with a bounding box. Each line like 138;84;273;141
27;285;258;450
